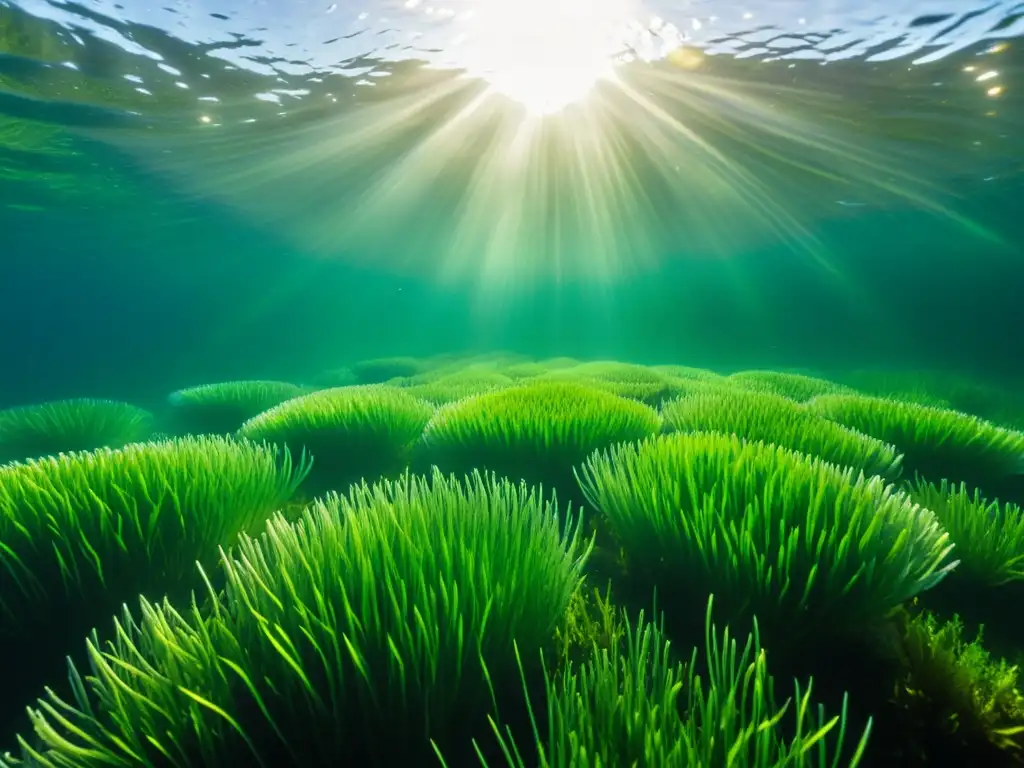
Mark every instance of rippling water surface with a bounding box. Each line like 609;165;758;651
2;0;1021;280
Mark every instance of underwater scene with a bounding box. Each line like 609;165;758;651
1;0;1024;765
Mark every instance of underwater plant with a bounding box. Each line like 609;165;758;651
577;432;956;643
388;357;503;387
566;361;668;380
500;361;558;380
5;470;589;766
419;380;662;504
649;364;725;381
837;370;1024;429
405;370;516;404
832;369;956;408
497;356;581;379
552;582;626;673
0;435;308;743
661;388;903;478
484;356;586;382
446;596;871;767
537;357;582;369
237;384;434;493
0;397;154;464
443;353;534;374
167;380;305;434
947;384;1024;432
887;608;1024;765
531;361;689;407
808;394;1024;499
911;479;1024;588
727;370;855;402
350;355;432;383
397;353;529;382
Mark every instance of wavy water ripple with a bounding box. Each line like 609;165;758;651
0;0;1021;284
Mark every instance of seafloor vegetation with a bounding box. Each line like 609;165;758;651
2;353;1024;766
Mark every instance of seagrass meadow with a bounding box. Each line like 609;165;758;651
2;353;1024;767
4;0;1024;762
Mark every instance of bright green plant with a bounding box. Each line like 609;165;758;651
237;384;434;492
494;358;583;381
167;380;304;434
911;479;1024;587
0;398;154;464
649;364;724;381
444;596;872;767
501;362;554;379
837;370;1024;428
833;369;955;408
5;470;589;766
532;361;687;407
406;370;515;405
422;354;548;384
468;609;688;768
565;361;668;381
808;394;1024;495
419;381;661;501
392;360;494;388
350;355;431;383
728;370;855;402
413;353;526;380
676;597;871;767
538;357;582;369
661;389;903;478
0;435;308;741
578;432;956;641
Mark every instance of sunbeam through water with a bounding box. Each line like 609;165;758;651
452;0;636;115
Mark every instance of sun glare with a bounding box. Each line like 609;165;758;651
458;0;636;115
121;0;993;297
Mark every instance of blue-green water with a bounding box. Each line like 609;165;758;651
1;0;1022;405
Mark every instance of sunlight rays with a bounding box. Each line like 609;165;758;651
452;0;635;115
97;9;1004;299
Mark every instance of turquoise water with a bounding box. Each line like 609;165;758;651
2;1;1024;766
0;0;1022;403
